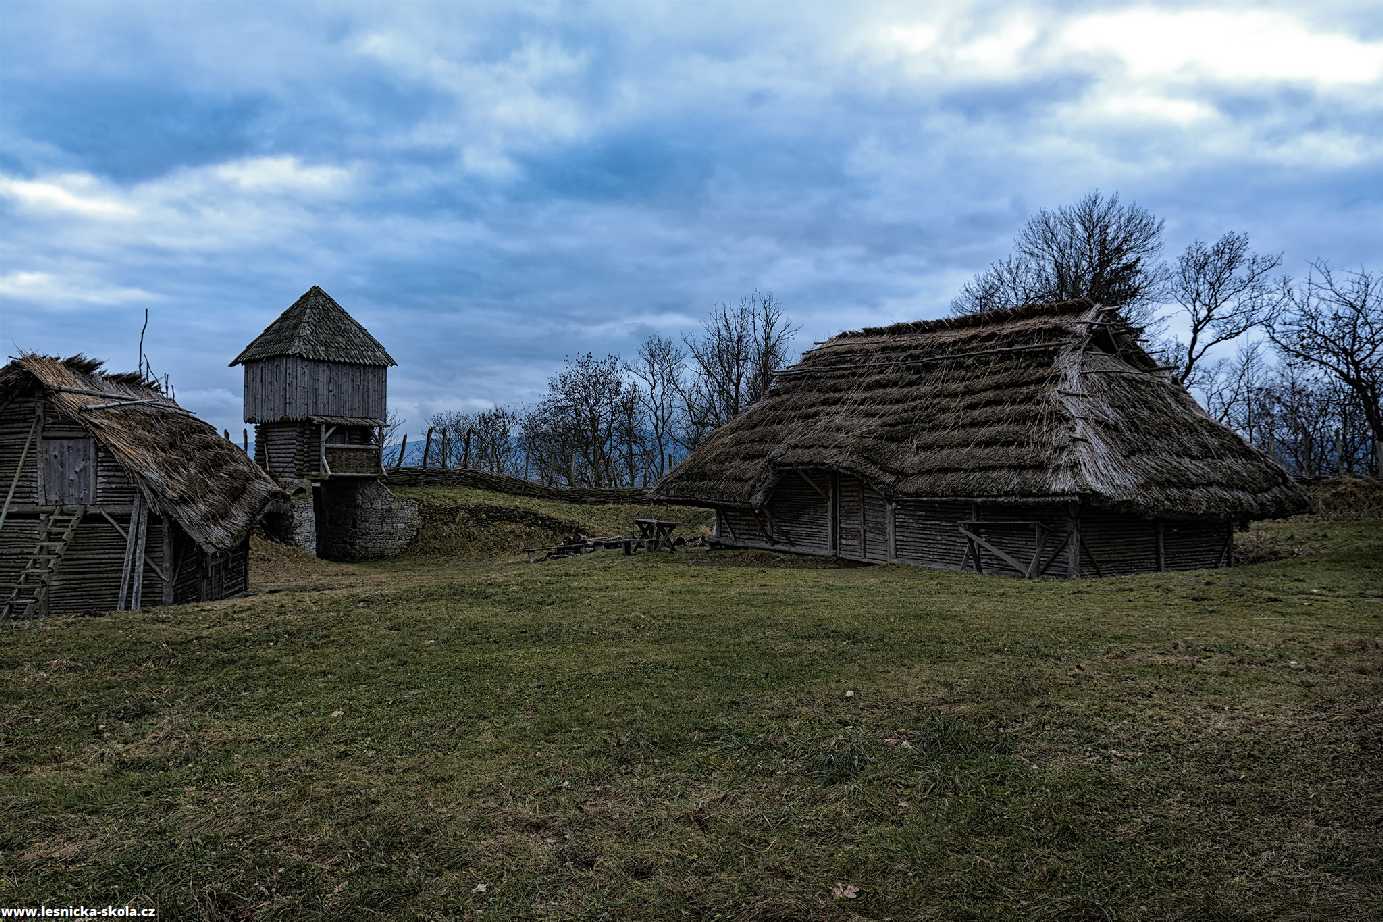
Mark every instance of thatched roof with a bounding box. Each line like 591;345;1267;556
657;300;1308;520
0;355;282;551
230;285;396;367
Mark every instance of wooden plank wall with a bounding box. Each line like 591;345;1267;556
766;474;831;552
1162;519;1229;570
243;357;386;423
836;477;864;558
894;500;972;570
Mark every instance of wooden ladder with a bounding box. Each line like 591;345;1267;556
0;505;84;620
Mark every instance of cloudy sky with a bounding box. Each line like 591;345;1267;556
2;1;1381;439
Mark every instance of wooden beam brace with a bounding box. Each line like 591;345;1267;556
794;469;828;500
98;509;168;583
957;526;1029;577
1036;529;1073;577
1025;523;1046;578
1079;537;1104;578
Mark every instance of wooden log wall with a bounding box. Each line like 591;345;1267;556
254;422;315;480
243;357;386;423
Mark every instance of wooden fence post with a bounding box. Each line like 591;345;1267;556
422;428;433;468
440;430;450;470
242;429;249;454
463;428;473;470
395;433;408;470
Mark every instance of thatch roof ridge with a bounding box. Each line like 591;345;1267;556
230;285;397;367
0;354;283;552
656;301;1307;520
834;298;1099;340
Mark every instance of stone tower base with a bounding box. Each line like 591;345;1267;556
316;479;421;561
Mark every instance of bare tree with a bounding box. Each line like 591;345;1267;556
1268;261;1383;476
681;291;798;446
521;354;636;488
627;334;685;482
1169;232;1285;387
952;191;1168;328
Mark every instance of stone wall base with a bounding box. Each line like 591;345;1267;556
317;479;421;561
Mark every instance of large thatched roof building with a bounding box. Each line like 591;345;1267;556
657;300;1307;577
0;355;281;616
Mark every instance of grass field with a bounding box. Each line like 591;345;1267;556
2;490;1380;920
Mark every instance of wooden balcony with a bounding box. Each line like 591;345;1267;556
321;443;383;478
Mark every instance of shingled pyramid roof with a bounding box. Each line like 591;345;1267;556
656;300;1307;520
230;285;396;367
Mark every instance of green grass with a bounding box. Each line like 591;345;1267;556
1;512;1380;920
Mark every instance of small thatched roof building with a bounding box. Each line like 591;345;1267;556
657;300;1307;577
0;354;281;616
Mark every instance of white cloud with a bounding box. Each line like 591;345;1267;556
1059;9;1383;88
0;271;157;306
210;157;355;193
0;174;137;219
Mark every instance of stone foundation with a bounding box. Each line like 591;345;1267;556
259;483;319;554
316;479;420;561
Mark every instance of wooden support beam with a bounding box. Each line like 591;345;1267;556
81;397;166;413
1079;537;1103;577
98;509;168;583
117;493;142;610
129;502;148;610
1156;520;1166;572
421;428;433;468
794;469;828;500
1035;529;1073;577
0;406;41;533
1069;516;1081;578
1025;523;1046;578
957;526;1029;577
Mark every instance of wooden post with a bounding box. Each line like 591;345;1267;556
1155;519;1166;572
242;429;249;453
223;429;231;441
129;503;148;609
162;522;176;604
118;493;143;610
463;428;473;470
421;428;433;468
1068;514;1081;579
440;430;450;470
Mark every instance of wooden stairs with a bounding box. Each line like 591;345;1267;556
0;506;84;619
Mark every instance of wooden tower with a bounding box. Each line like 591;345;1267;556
232;285;396;484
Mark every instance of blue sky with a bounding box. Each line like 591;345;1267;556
3;1;1382;440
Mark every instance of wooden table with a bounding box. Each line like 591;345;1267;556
634;518;680;551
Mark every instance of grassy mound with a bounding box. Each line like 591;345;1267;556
392;484;713;559
1309;476;1383;520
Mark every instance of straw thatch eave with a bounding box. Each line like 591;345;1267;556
0;355;283;552
655;301;1308;520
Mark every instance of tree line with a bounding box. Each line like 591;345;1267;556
392;291;798;488
388;190;1381;483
